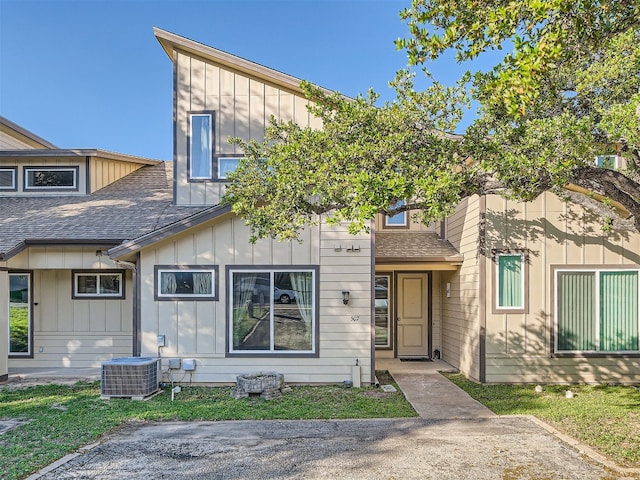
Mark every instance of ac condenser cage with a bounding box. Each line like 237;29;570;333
101;357;161;399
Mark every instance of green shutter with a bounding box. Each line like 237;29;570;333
600;272;639;351
498;254;523;308
557;272;595;351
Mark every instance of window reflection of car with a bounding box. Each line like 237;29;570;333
274;287;296;304
375;285;388;309
234;278;296;304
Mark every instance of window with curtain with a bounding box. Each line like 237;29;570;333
495;252;526;311
155;266;218;300
189;112;214;180
556;269;639;353
228;267;317;355
374;275;391;348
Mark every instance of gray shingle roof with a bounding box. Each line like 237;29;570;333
0;162;209;259
376;232;462;263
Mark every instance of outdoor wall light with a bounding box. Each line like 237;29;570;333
342;291;350;305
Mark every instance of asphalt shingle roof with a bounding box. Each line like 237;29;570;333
376;232;462;261
0;162;208;258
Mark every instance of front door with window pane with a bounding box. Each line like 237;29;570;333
397;273;429;357
9;273;32;356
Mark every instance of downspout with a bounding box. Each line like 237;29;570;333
114;254;141;357
370;219;376;385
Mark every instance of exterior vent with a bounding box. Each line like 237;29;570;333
101;357;160;399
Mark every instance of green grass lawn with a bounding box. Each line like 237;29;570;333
443;373;640;468
0;371;416;480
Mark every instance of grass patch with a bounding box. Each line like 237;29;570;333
443;373;640;468
0;371;415;480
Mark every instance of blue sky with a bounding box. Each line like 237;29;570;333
0;0;469;160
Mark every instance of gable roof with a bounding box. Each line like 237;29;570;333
0;162;208;260
375;232;463;264
0;116;57;149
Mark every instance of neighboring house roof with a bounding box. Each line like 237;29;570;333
0;116;57;149
375;232;463;263
0;148;160;165
0;162;207;260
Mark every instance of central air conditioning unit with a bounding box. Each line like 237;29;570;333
101;357;161;399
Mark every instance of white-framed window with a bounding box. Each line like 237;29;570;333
24;166;78;190
596;155;619;170
73;271;124;299
228;266;318;355
384;200;407;228
555;268;639;353
217;156;242;179
9;272;32;357
0;167;17;190
155;265;218;300
375;274;391;348
494;251;527;312
189;112;214;180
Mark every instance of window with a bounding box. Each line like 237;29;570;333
596;155;619;170
155;266;218;300
228;267;318;355
494;251;528;313
9;272;32;357
217;156;242;179
0;167;16;190
72;271;124;299
384;200;407;228
24;167;78;190
375;275;391;348
189;112;214;180
555;269;639;353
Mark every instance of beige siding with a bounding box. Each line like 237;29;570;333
8;268;133;369
375;212;441;233
484;191;640;384
174;50;316;206
0;157;87;195
139;215;372;384
0;130;35;149
440;196;482;381
89;157;142;193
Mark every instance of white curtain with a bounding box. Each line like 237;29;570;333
161;272;177;294
238;274;258;318
290;272;313;325
192;273;211;295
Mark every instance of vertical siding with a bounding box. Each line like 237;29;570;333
89;158;142;193
484;191;640;384
440;196;482;381
139;215;372;384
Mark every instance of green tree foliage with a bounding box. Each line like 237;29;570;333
224;0;640;241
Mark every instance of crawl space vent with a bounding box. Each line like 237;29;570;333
101;357;160;399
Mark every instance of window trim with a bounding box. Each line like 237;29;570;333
8;271;33;359
72;270;125;299
24;166;79;191
154;265;219;301
383;201;409;229
226;265;320;357
188;111;215;182
215;154;244;180
595;154;620;170
552;265;640;356
0;167;17;191
492;250;529;314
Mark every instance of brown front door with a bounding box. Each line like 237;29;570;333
396;273;429;357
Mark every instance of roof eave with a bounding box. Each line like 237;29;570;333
0;149;161;165
1;239;123;261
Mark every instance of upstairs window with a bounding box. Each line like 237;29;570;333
0;167;16;190
24;167;78;190
189;112;214;180
217;156;242;180
596;155;619;170
384;200;408;228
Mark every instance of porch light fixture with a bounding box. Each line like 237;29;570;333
341;291;350;305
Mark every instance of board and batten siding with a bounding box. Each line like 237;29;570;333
174;50;322;206
483;191;640;384
6;248;134;368
440;196;482;381
89;157;143;193
138;214;372;384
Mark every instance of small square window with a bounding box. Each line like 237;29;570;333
384;200;408;228
155;265;218;300
25;167;78;190
72;271;124;299
218;157;242;179
0;168;16;190
596;155;619;170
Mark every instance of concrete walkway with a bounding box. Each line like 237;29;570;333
376;358;495;419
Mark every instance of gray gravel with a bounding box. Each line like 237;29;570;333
31;417;627;479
